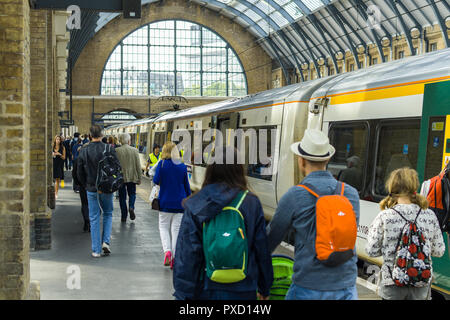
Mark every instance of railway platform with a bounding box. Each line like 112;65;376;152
30;172;380;300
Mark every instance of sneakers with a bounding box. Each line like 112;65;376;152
129;208;136;221
164;251;172;266
102;242;111;256
92;252;101;258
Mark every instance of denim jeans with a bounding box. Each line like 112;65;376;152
118;182;136;220
285;283;357;300
87;191;114;254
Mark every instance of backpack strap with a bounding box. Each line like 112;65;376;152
335;182;345;196
297;183;320;198
228;190;249;210
391;207;409;223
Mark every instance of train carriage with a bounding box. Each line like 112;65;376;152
103;48;450;298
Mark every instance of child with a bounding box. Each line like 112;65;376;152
366;167;445;300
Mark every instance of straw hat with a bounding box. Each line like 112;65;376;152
290;129;335;162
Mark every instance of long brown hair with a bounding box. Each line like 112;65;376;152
201;146;248;191
52;135;63;151
379;167;428;210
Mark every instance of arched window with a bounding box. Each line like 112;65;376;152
101;20;247;97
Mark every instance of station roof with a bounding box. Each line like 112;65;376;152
68;0;449;83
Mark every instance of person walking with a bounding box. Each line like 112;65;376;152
115;133;142;222
366;167;445;300
52;135;66;200
173;146;273;300
77;125;120;258
63;136;72;170
72;150;90;233
153;141;191;268
72;138;83;193
266;129;360;300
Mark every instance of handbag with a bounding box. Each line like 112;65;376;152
151;198;160;211
151;160;163;211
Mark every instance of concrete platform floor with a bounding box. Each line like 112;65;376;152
30;171;380;300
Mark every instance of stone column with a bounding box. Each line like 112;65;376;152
0;0;31;299
30;10;51;251
46;11;55;210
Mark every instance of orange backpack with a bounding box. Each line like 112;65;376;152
426;169;450;232
298;182;357;267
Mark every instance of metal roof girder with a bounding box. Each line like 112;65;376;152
426;0;450;48
324;5;361;69
307;14;340;70
290;23;321;77
202;0;269;38
266;37;291;85
278;29;305;81
349;0;386;63
271;33;298;68
383;0;416;56
238;0;281;31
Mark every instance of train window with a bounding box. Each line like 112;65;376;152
130;133;137;148
153;132;167;150
139;132;148;154
373;119;421;196
328;122;368;192
246;125;277;181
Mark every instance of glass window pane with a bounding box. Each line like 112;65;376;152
177;22;201;46
149;72;175;96
101;70;122;95
202;28;226;47
176;72;201;96
328;123;368;192
101;20;247;97
150;46;174;71
203;47;227;73
203;72;227;96
122;71;148;95
123;45;148;71
247;125;278;181
122;26;148;45
374;120;421;196
228;73;247;96
176;47;201;71
283;2;303;19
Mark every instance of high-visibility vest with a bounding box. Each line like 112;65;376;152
149;153;160;167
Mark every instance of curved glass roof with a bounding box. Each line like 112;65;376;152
70;0;449;87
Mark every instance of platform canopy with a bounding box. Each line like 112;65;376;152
37;0;450;83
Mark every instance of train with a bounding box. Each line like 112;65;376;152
104;48;450;298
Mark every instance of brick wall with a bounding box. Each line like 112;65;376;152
0;0;31;299
30;10;51;251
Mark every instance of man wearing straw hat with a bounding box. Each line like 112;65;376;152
266;129;360;300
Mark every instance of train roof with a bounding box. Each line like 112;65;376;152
154;76;335;123
311;48;450;99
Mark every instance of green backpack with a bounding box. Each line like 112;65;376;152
203;190;249;284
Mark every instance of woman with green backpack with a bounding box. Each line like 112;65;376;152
173;147;273;300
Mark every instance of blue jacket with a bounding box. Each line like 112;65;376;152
266;171;360;291
173;183;274;300
153;159;191;213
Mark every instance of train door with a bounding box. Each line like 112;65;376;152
417;80;450;297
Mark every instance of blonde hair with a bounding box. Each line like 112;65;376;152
161;141;180;160
379;167;428;210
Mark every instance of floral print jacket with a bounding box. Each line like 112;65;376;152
366;204;446;287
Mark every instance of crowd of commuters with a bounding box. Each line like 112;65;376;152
51;125;448;301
